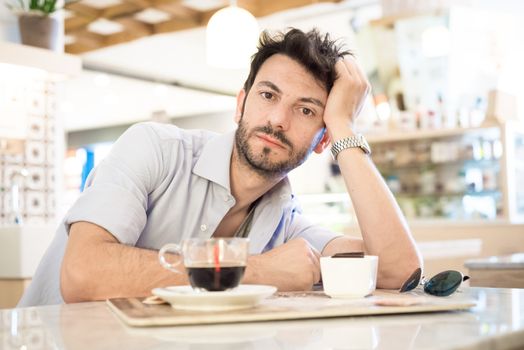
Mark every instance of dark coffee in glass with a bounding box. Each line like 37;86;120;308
159;238;249;292
187;263;246;291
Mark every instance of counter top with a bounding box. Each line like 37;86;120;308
1;287;524;350
465;253;524;269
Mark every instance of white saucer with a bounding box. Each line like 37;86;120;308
152;284;277;311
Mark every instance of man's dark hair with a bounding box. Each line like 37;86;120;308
243;28;351;95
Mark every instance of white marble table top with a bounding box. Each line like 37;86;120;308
465;253;524;269
1;287;524;350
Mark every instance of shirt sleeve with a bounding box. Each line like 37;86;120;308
63;123;168;245
286;210;343;253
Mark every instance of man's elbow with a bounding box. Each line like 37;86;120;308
377;251;423;290
60;258;95;303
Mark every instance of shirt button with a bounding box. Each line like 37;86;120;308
200;224;207;232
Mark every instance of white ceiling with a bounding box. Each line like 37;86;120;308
62;1;380;131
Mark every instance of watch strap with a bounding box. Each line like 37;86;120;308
330;134;370;160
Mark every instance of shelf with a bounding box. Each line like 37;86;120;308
366;123;501;144
375;158;500;171
0;42;82;79
394;190;501;198
0;138;25;155
343;218;519;230
297;190;501;202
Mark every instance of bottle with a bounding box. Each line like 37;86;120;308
414;98;427;129
438;93;455;128
456;169;467;193
469;97;486;127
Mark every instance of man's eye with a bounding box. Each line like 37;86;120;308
301;108;313;116
261;92;273;100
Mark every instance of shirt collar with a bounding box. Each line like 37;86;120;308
193;130;234;191
193;130;294;202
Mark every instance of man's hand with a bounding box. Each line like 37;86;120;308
243;238;320;291
323;57;371;139
61;221;186;303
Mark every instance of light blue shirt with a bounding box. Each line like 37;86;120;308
19;122;341;307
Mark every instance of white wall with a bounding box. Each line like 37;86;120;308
171;111;236;134
0;4;20;43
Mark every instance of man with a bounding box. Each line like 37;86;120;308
19;28;421;306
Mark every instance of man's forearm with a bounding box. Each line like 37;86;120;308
61;222;187;303
333;132;422;288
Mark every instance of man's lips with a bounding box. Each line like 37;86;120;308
256;133;287;149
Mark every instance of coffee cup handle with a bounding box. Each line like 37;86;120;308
158;243;183;273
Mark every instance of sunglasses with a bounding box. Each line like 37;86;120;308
399;268;470;296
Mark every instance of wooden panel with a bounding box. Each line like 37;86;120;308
65;12;95;31
72;19;152;49
242;0;341;17
152;18;199;33
468;269;524;288
62;0;348;53
68;1;143;19
127;0;156;7
154;1;201;19
65;34;103;54
111;18;153;43
0;279;31;309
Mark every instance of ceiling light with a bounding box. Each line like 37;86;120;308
80;0;123;9
206;1;259;69
87;19;124;35
63;9;74;20
134;8;171;24
64;35;77;45
182;0;225;11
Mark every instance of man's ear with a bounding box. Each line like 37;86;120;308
313;129;331;154
234;89;246;124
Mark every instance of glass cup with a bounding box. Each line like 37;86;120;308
159;238;249;292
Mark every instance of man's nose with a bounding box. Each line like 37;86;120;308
267;105;291;131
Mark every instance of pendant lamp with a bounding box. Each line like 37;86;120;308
206;0;259;69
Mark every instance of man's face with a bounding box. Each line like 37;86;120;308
234;54;329;178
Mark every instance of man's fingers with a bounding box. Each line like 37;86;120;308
343;57;371;93
307;245;321;283
308;250;321;283
341;57;359;80
309;243;321;259
342;57;366;88
335;59;351;80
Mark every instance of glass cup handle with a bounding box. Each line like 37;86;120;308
158;243;183;273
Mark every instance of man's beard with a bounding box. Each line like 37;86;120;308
234;117;319;179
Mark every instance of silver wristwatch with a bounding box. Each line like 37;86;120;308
330;134;371;160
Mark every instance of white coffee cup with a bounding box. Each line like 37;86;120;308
320;255;378;298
